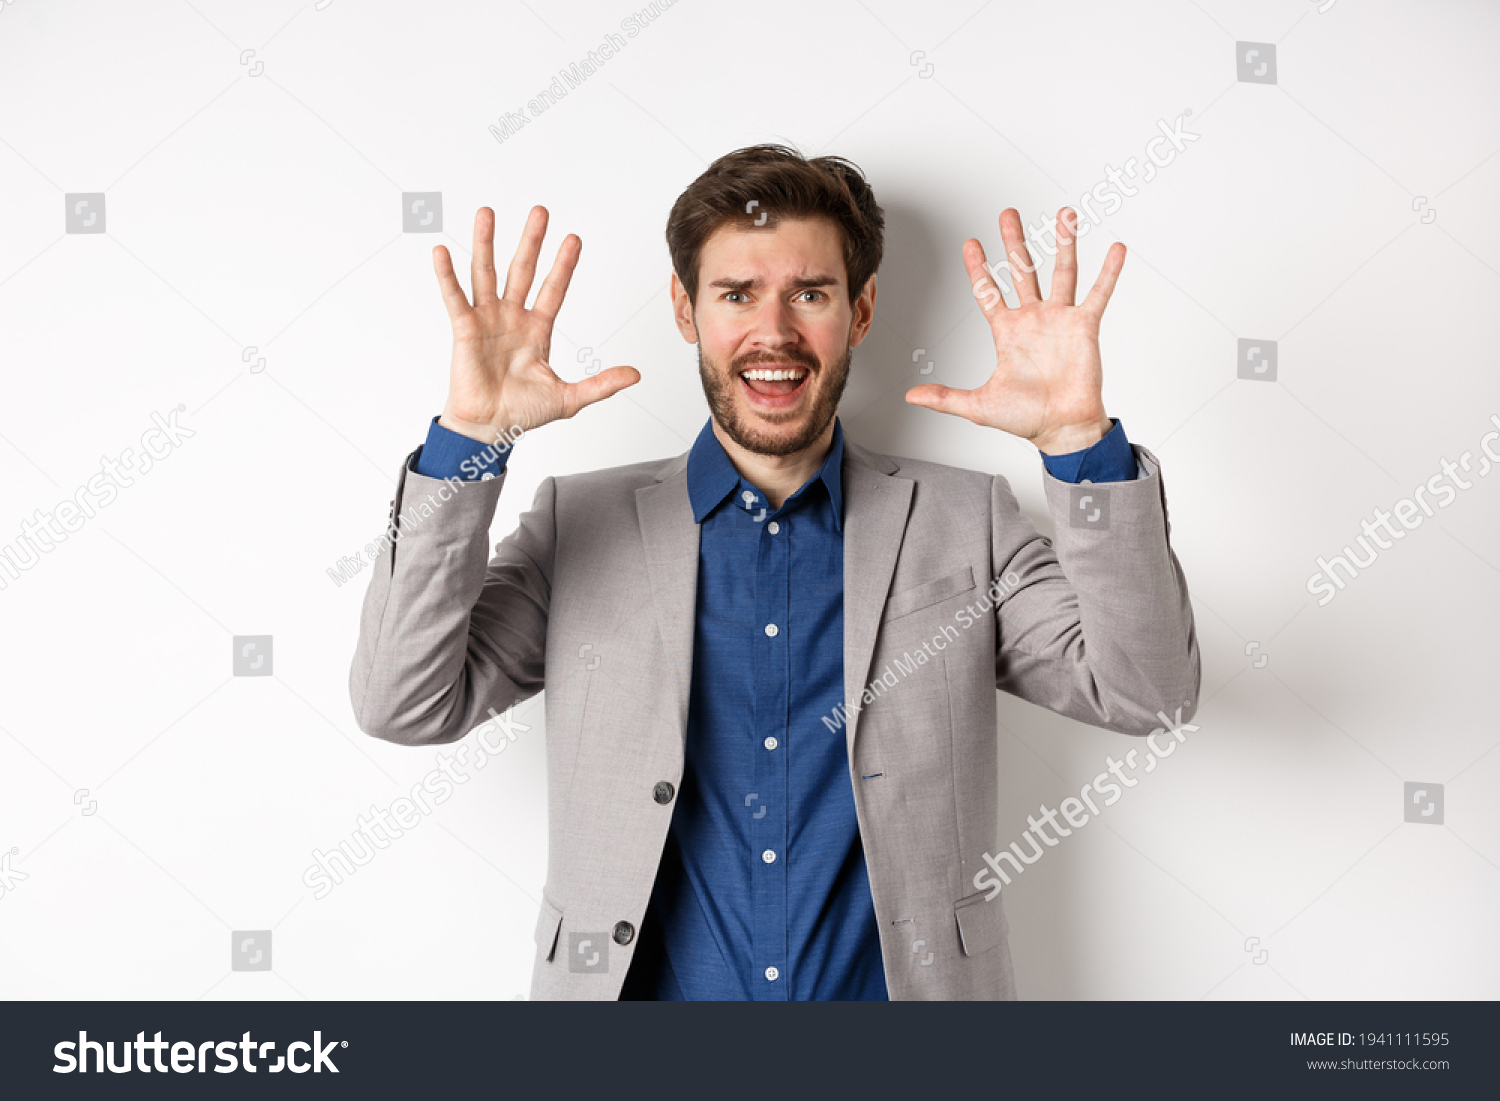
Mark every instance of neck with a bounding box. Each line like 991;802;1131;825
711;417;836;510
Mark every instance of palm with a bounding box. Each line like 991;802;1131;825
434;206;638;439
448;296;563;429
908;207;1123;454
969;298;1103;441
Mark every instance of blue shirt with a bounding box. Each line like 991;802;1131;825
412;412;1136;999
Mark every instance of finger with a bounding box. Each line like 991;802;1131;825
903;382;980;423
501;205;548;306
1079;241;1127;319
962;238;1012;319
532;234;581;323
1048;207;1079;305
998;209;1042;303
559;365;641;419
432;245;473;321
471;207;498;304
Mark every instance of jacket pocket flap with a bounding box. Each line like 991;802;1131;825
534;896;563;961
883;566;976;622
953;889;1009;957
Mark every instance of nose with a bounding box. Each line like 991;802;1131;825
748;293;800;351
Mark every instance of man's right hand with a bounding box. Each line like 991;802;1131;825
432;205;639;444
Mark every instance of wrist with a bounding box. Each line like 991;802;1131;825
438;411;506;445
1033;413;1113;456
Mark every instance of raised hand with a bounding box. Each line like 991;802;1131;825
906;207;1124;455
433;205;639;444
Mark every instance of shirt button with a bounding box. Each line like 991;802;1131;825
762;849;776;864
764;624;778;638
765;966;780;981
767;521;780;534
764;736;778;751
652;781;675;804
612;921;635;945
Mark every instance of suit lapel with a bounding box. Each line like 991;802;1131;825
636;453;699;742
840;440;914;762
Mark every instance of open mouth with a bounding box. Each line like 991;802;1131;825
738;365;810;407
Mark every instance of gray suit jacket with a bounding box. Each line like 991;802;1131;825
349;430;1199;1000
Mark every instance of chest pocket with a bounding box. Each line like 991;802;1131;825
882;566;975;623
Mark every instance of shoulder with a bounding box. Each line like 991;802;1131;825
551;451;689;503
845;435;994;491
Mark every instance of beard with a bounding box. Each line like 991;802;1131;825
697;342;852;458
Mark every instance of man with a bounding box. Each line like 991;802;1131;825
349;144;1199;1000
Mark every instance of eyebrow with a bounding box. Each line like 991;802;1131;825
708;275;840;292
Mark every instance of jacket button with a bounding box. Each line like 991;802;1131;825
653;781;675;804
612;921;634;945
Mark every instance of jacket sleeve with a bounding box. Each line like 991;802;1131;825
348;449;555;745
990;443;1201;735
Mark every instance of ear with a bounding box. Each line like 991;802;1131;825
670;271;698;343
848;272;877;347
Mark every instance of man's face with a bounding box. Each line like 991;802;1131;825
672;215;876;457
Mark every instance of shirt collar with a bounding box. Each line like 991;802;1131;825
686;416;845;531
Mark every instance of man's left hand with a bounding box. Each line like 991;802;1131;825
906;207;1125;455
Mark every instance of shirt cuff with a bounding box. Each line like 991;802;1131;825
1039;418;1137;483
411;415;515;481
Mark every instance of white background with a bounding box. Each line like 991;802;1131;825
1;0;1497;1001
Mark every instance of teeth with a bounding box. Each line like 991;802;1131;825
740;368;807;381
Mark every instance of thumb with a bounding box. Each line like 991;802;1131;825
561;365;641;419
905;383;977;421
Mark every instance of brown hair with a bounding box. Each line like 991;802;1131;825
665;143;885;307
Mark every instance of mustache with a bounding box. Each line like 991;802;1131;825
730;351;819;372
